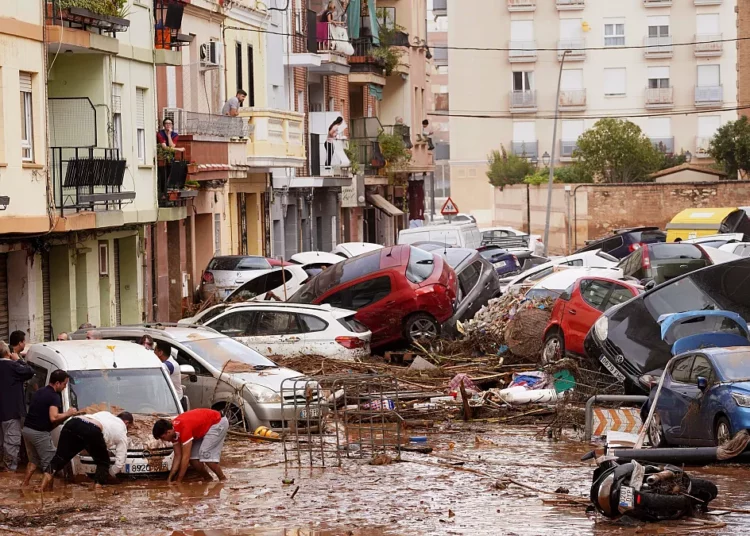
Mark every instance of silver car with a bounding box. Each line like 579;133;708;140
72;325;321;431
199;255;273;301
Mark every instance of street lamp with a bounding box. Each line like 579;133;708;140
685;151;693;163
542;152;550;166
542;49;572;257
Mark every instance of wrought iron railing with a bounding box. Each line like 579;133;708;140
382;124;412;149
511;141;538;159
46;0;130;34
154;0;189;50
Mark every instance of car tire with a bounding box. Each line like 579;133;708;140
714;416;732;446
542;330;565;364
404;313;440;344
647;414;669;448
214;402;246;432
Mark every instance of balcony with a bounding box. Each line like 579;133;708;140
695;85;723;106
509;90;537;113
511;141;538;160
560;140;579;160
650;137;675;154
508;41;537;63
557;39;586;61
349;36;386;85
238;109;306;168
695;136;713;158
350;117;385;176
694;34;723;57
507;0;536;11
559;89;587;111
644;36;673;58
644;0;672;6
694;0;721;4
172;110;248;138
312;21;353;75
157;156;197;208
433;47;448;66
645;87;674;109
45;0;129;54
433;0;447;17
153;0;192;66
556;0;585;9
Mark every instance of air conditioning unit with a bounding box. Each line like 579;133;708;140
200;41;221;68
162;107;184;132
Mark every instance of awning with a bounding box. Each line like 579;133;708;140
368;83;383;100
367;194;404;217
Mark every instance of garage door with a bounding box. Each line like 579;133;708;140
42;251;52;341
0;254;8;342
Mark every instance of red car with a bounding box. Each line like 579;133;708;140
542;276;643;362
289;245;457;348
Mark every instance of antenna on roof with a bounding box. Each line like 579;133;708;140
107;344;118;368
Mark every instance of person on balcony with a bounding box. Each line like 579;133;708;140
321;1;335;22
421;119;435;151
222;90;248;117
157;119;184;154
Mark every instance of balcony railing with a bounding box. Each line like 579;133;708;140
694;34;723;57
645;86;674;108
695;136;713;157
154;0;191;50
51;147;133;215
644;0;672;6
178;111;248;138
559;89;586;109
510;90;537;111
560;140;579;158
644;36;673;57
650;137;675;154
556;0;585;9
238;108;305;165
695;85;723;105
382;124;413;149
351;117;385;175
511;141;538;159
508;41;537;62
558;39;586;60
694;0;721;4
507;0;536;11
46;0;130;34
316;21;353;57
157;155;196;208
433;0;447;16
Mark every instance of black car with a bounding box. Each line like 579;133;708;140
617;243;712;286
584;258;750;394
576;227;666;259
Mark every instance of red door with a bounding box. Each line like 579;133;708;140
564;279;613;354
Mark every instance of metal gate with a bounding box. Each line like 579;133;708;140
238;193;248;255
42;251;52;341
0;254;8;342
114;240;121;326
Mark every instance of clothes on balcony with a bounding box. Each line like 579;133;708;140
347;0;379;44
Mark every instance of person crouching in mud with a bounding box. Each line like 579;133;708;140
39;411;134;490
152;408;229;484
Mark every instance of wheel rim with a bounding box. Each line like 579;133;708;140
225;404;245;430
410;318;437;341
717;421;731;445
543;337;561;363
648;415;663;446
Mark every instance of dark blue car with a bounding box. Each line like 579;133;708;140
477;245;521;277
645;310;750;447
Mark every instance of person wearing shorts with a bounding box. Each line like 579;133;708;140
21;370;80;487
152;408;228;484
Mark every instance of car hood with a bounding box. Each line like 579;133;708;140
220;366;304;391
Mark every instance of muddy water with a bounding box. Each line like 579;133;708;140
2;427;750;535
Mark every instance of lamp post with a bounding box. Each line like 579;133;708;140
542;49;571;257
685;150;693;163
542;152;550;166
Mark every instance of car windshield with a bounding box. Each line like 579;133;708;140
197;304;231;324
407;246;437;283
698;240;731;249
650;244;705;260
714;352;750;380
289;249;382;303
68;369;180;415
208;257;270;271
181;337;277;370
479;248;505;260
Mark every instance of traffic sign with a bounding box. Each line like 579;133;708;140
440;197;459;216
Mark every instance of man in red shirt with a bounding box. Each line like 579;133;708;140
152;408;229;483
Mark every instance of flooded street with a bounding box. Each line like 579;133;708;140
2;426;750;535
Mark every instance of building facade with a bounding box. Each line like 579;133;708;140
448;0;739;225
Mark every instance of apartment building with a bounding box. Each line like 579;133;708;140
448;0;738;225
428;0;450;216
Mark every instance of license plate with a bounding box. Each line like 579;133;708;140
300;406;320;419
494;261;507;268
126;462;168;474
618;485;635;511
599;356;626;383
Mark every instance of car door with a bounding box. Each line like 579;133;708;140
299;313;334;355
172;346;214;409
684;354;716;445
564;279;612;354
603;282;638;311
658;355;696;444
321;276;393;342
207;310;258;339
248;310;307;356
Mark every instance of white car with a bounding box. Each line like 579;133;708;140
290;251;344;277
202;302;371;360
481;226;544;256
502;250;619;294
718;241;750;258
225;265;309;302
700;246;743;265
524;267;626;300
332;242;384;259
683;233;745;249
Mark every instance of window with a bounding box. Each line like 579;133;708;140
235;43;243;94
406;247;436;284
20;72;33;161
604;18;625;47
300;314;328;333
579;280;611;310
254;311;304;336
690;355;713;383
210;310;257;337
561;119;584;143
647;16;670;38
112;84;123;153
378;7;395;31
214;213;222;255
671;356;694;383
136;88;146;164
698;115;721;139
247;45;256;107
696;14;720;37
604;68;626;96
563;259;584;267
512;121;535;142
561;69;583;90
510;20;534;44
321;276;392;310
458;261;482;298
98;242;109;276
512;71;534;91
25;363;48;407
437;65;448;75
697;64;720;87
559;18;582;46
607;285;636;309
648;66;670;89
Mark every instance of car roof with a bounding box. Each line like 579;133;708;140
210;301;355;316
434;247;475;268
700;346;750;357
71;325;226;344
531;268;624;290
28;340;162;371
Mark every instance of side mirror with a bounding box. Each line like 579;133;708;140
697;376;708;391
640;278;656;290
180;364;198;383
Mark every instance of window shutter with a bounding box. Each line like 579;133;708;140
19;72;32;92
698;116;721;137
562;120;584;140
648;117;671;138
510;21;533;41
561;69;583;90
512;121;535;142
136;88;145;128
697;14;720;35
559;19;582;40
604;68;626;95
647;66;670;80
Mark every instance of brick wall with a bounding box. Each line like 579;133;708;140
325;75;350;123
740;0;750;117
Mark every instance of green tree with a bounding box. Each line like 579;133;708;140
658;150;688;171
572;118;663;183
708;116;750;179
486;146;536;189
522;165;593;185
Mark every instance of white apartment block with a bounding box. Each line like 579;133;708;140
447;0;738;224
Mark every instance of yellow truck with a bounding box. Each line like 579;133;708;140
666;207;750;242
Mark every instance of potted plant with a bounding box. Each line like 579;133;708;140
344;140;361;175
186;162;199;174
377;130;411;173
157;145;175;166
184;179;200;190
167;190;180;201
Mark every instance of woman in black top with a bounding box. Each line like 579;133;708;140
321;1;335;22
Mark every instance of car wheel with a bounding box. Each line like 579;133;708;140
214;403;246;431
542;331;565;364
714;416;732;446
647;414;669;447
404;313;440;344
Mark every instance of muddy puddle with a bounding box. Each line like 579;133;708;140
2;426;750;535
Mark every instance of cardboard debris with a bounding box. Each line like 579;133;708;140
409;356;438;371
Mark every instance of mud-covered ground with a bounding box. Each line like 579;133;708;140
1;426;749;535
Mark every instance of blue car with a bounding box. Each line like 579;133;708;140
477;245;521;277
645;310;750;447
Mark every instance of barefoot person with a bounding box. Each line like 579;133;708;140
22;370;80;487
152;409;229;484
40;411;134;490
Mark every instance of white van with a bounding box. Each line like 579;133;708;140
25;340;185;478
398;222;483;249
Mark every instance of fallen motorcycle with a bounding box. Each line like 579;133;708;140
583;451;718;522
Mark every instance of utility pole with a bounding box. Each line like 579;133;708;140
543;49;570;257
